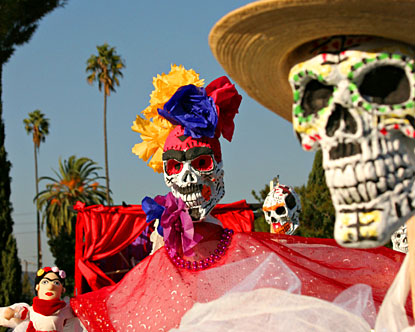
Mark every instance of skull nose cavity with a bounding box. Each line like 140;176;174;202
326;104;358;137
183;173;194;182
329;142;362;160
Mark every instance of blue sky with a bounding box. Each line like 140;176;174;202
3;1;315;270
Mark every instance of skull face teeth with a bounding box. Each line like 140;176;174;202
324;133;415;246
171;184;204;208
289;36;415;247
326;141;415;206
176;184;203;195
163;152;225;220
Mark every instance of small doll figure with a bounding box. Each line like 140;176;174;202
0;266;81;332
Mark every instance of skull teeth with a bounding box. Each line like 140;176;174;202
326;146;415;206
172;184;204;208
176;184;203;195
329;166;414;205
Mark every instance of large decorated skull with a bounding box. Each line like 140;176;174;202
262;182;301;235
289;35;415;248
162;126;225;221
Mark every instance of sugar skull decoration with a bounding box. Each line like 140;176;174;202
262;177;301;235
162;126;225;220
391;225;408;254
289;36;415;248
132;65;242;221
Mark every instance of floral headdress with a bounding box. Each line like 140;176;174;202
35;266;66;286
131;64;242;172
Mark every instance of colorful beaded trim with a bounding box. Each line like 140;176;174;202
166;228;234;271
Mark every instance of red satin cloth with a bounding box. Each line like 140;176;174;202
73;200;254;295
71;232;410;332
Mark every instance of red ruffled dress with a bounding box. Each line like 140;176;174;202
70;232;409;331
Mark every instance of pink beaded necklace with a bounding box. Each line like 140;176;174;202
166;228;234;271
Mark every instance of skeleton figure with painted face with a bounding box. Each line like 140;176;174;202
262;181;301;235
289;36;415;248
162;126;225;221
132;67;241;227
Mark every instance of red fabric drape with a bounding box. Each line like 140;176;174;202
211;200;254;232
74;200;255;295
74;202;149;294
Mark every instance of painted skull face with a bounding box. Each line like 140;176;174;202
289;36;415;248
391;225;408;254
163;146;224;221
263;185;301;235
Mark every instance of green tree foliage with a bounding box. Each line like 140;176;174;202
0;0;67;313
251;151;335;238
251;184;271;232
0;0;67;64
86;43;125;204
21;262;34;303
36;156;108;293
295;150;335;238
24;110;50;269
48;231;76;294
0;236;22;304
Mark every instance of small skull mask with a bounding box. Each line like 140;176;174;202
263;184;301;235
162;127;225;221
391;224;408;254
289;36;415;248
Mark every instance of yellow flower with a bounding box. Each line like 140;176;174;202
131;115;174;173
132;64;204;172
142;64;204;120
37;268;45;276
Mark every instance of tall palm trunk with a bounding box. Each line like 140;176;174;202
33;143;42;269
103;93;110;204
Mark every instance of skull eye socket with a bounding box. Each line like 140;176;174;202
301;80;334;116
275;206;286;215
358;65;410;105
165;159;183;176
285;194;296;210
191;155;214;172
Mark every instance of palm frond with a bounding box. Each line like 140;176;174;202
36;155;108;237
85;43;125;96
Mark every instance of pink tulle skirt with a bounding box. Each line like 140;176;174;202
71;233;410;331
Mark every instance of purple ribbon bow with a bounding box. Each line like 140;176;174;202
142;192;203;256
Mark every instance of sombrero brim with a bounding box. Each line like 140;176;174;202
209;0;415;122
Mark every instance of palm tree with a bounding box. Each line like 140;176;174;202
86;43;125;204
36;156;108;237
36;156;108;293
24;109;49;269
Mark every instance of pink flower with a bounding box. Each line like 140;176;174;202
155;192;203;256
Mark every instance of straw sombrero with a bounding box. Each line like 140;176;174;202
209;0;415;122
